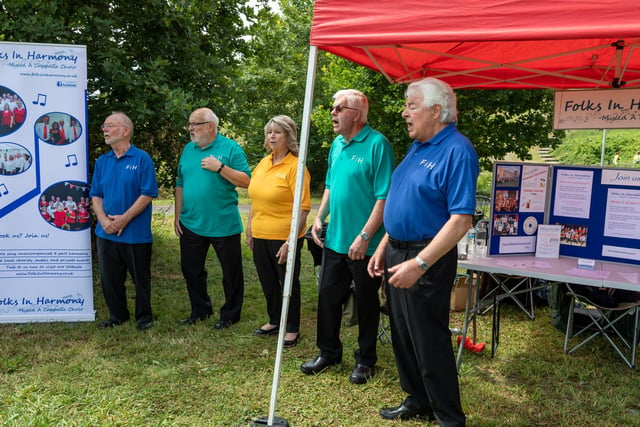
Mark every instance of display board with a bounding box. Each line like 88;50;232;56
548;165;640;265
487;161;640;266
0;41;94;322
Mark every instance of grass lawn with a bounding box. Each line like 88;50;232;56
1;209;639;426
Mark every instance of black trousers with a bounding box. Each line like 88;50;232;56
96;236;152;325
316;247;380;366
252;237;303;333
385;244;465;427
179;223;244;323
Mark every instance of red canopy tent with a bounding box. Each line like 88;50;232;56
309;0;640;89
260;2;640;425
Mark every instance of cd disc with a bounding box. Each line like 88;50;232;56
523;216;538;235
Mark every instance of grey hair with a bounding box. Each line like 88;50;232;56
198;108;220;129
405;78;457;123
111;111;134;137
333;89;369;123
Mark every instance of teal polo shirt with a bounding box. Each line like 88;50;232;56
324;123;394;255
176;134;251;237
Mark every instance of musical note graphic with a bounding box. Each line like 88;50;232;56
65;154;78;167
0;183;8;196
32;93;47;106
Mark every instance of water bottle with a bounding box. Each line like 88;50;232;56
467;227;475;254
475;225;487;255
457;235;468;260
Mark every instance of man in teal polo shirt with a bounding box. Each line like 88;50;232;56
301;89;395;384
175;107;251;329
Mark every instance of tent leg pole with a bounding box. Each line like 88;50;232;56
254;45;318;427
600;128;607;166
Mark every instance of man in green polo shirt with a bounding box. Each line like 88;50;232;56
301;89;395;384
174;107;251;330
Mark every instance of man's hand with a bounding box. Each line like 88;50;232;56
311;217;325;248
201;155;221;172
387;259;423;288
106;214;130;236
174;216;183;237
367;249;385;277
348;236;368;260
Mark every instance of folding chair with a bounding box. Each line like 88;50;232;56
563;284;640;369
378;304;392;344
377;279;392;344
474;194;491;226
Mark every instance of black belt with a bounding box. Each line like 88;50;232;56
388;237;431;249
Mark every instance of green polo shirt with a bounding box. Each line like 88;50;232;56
324;123;394;255
176;134;251;237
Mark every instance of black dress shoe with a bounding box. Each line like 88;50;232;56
180;314;210;325
380;403;435;421
349;364;375;384
300;355;341;375
214;319;233;330
137;321;153;331
283;333;300;348
98;319;123;329
253;325;279;336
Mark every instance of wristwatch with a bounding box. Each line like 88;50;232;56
415;255;429;272
359;231;370;241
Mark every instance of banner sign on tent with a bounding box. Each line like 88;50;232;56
0;41;94;323
553;89;640;130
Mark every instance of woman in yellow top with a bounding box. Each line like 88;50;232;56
247;115;311;347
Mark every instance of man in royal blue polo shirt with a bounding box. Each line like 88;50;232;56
301;89;395;384
91;112;158;331
369;78;478;426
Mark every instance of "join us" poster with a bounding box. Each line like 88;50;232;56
0;41;94;322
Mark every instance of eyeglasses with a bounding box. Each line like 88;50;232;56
188;121;210;128
330;105;359;113
100;123;123;130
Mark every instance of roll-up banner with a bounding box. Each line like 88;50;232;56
0;41;94;322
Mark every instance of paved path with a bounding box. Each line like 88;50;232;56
154;202;319;215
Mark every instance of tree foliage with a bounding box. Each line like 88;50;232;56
457;89;565;170
552;129;640;166
2;0;566;192
233;0;565;190
1;0;259;188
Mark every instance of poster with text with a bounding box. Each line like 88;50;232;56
0;41;94;322
488;162;550;255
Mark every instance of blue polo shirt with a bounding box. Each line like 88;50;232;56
176;134;251;237
90;144;158;244
324;123;394;255
384;123;478;241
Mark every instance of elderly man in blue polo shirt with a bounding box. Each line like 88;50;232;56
301;89;395;384
91;112;158;331
369;78;478;426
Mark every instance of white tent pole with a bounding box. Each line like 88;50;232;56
262;45;318;427
600;128;607;166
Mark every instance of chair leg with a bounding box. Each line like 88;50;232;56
564;295;575;354
631;307;639;369
377;315;392;344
